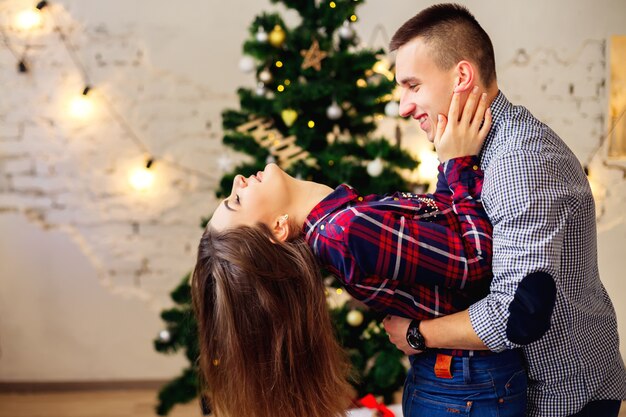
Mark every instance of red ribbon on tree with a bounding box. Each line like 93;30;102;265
357;394;395;417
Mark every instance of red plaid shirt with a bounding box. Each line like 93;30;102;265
304;156;493;336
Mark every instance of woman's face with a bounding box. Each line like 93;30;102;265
210;163;294;231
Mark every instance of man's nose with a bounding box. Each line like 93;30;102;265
398;98;416;118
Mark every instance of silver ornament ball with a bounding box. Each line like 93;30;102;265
256;28;268;43
326;102;343;120
384;101;400;117
366;157;384;177
158;329;171;343
338;22;354;40
239;55;255;73
255;82;267;96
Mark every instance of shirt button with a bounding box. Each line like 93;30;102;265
472;165;479;170
357;196;363;201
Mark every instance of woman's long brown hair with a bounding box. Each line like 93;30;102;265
191;223;352;417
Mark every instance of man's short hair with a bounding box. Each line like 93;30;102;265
390;3;496;87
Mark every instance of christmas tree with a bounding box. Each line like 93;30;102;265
154;0;421;414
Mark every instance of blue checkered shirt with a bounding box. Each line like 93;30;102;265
468;91;626;416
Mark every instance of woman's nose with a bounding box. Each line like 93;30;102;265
233;175;247;189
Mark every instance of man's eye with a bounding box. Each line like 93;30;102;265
236;194;241;204
410;84;419;91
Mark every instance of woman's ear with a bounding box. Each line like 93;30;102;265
272;214;290;243
452;60;476;93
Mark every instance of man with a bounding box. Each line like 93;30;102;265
383;3;626;417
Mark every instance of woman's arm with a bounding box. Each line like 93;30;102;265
341;155;492;290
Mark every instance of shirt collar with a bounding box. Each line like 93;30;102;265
303;184;358;236
480;90;512;159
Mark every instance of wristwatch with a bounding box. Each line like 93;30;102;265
406;319;427;351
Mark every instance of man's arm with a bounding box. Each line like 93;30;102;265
384;309;485;355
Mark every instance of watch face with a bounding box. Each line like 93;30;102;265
407;324;425;350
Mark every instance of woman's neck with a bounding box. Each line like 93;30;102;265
291;180;334;228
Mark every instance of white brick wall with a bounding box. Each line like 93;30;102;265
0;0;624;381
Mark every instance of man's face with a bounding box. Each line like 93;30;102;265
209;163;293;231
395;37;457;142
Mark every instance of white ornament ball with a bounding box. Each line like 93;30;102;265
384;101;400;117
158;329;171;343
326;102;343;120
338;22;354;40
256;27;268;43
259;69;272;83
255;82;266;96
217;154;233;172
367;157;384;177
346;309;364;327
239;56;255;73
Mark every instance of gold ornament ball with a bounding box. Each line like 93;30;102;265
346;309;364;327
269;25;286;47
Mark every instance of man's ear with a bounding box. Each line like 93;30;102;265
452;60;476;93
272;214;290;243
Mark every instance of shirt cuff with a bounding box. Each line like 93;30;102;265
468;296;511;353
443;156;482;187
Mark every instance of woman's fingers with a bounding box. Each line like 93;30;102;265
461;86;480;125
478;107;492;140
447;91;461;123
472;92;489;131
434;114;447;144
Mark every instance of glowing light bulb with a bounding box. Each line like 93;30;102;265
16;9;43;30
417;149;440;183
129;167;154;191
69;95;93;118
308;120;315;128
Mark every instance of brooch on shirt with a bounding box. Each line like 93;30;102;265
399;192;439;213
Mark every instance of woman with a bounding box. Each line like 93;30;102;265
192;91;526;417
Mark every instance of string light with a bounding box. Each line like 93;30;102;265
129;159;155;191
356;78;367;88
308;120;315;128
275;60;283;68
329;1;336;8
69;86;93;118
350;14;358;22
15;10;43;30
2;0;248;193
15;1;48;30
277;84;285;92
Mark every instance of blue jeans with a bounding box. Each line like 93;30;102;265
402;349;527;417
